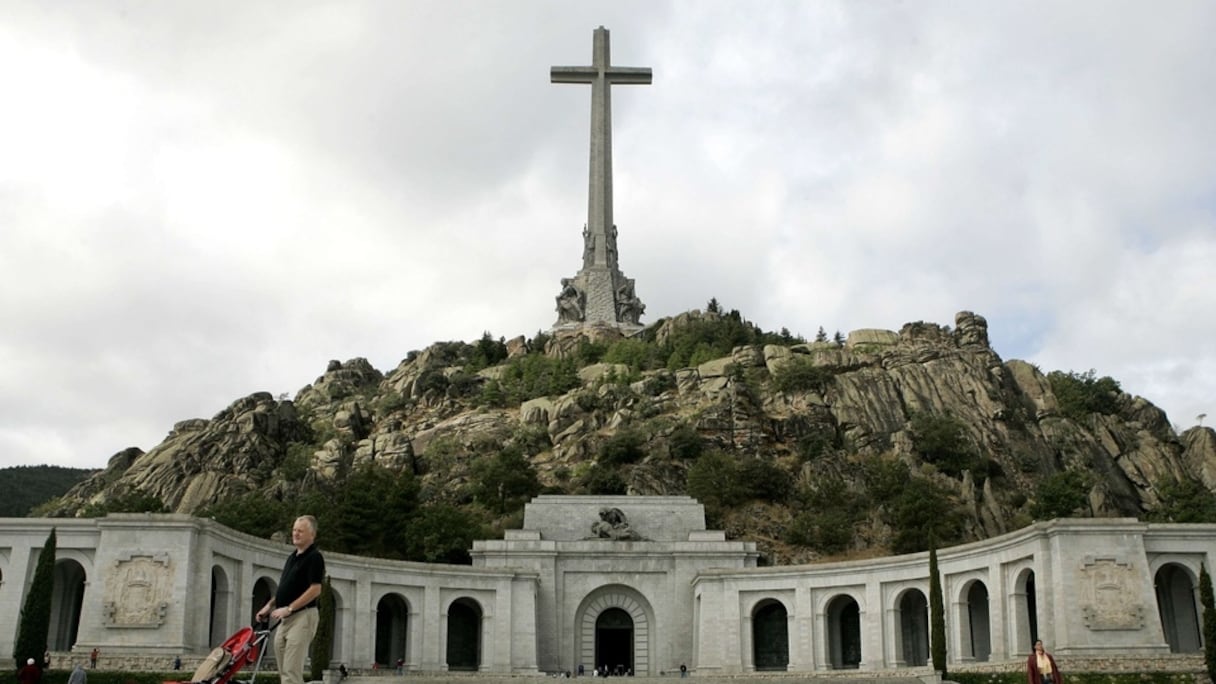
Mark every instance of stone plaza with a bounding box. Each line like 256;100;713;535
0;496;1213;675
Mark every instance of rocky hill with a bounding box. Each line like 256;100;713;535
40;310;1216;564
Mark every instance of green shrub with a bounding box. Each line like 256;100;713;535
786;508;853;553
1147;476;1216;523
81;489;169;517
581;463;628;494
796;425;839;462
890;477;965;554
1047;369;1122;421
909;411;979;477
667;423;704;460
771;356;835;393
738;458;792;502
686;450;748;513
603;338;658;370
493;354;580;404
598;429;647;466
1030;470;1088;520
469;447;541;514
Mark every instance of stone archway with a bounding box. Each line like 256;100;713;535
251;577;276;625
446;598;482;671
376;593;410;668
896;589;928;667
576;586;653;676
1155;564;1201;653
1011;568;1037;656
960;580;991;662
826;594;861;669
49;559;86;650
752;599;789;671
209;566;232;647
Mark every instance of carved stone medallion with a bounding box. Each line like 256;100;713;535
1079;556;1144;631
103;552;171;628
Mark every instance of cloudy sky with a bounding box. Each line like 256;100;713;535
2;1;1214;470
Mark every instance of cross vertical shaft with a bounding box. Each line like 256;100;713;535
551;26;651;271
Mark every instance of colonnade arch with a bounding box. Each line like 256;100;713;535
959;579;991;662
251;577;276;625
376;593;409;667
1155;563;1201;653
445;597;482;671
209;566;232;647
1010;568;1037;657
49;559;86;650
896;588;928;667
826;594;861;669
751;599;789;671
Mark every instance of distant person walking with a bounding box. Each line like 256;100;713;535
89;648;99;669
1027;640;1062;684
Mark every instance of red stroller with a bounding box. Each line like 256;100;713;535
172;622;277;684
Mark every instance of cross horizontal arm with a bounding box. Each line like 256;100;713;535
551;66;653;85
551;66;597;83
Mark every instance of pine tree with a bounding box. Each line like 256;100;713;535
14;528;56;669
929;543;947;678
1200;564;1215;684
310;576;335;681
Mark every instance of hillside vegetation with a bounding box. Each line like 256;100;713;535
35;307;1216;565
0;465;96;517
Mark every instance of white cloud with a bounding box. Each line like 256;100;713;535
1;1;1214;468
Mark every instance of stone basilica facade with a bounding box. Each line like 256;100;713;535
0;496;1212;675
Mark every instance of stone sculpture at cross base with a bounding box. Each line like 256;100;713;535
551;26;649;334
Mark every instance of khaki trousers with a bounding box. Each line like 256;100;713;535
274;608;319;684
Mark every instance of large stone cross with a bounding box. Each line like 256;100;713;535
551;26;651;272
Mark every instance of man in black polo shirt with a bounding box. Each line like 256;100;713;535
256;515;325;684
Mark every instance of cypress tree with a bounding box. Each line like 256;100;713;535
929;542;947;678
1200;564;1215;684
309;576;335;681
14;528;57;669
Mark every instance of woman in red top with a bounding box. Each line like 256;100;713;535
1027;640;1063;684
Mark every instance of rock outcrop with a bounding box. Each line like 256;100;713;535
42;310;1215;563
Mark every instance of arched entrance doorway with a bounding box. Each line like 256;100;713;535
446;598;481;671
826;594;861;669
49;559;86;650
576;586;653;676
596;608;633;675
752;600;789;671
897;589;928;667
1155;564;1201;652
376;594;409;668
